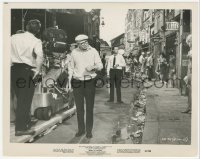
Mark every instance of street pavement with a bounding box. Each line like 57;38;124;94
142;84;191;145
34;80;191;145
34;81;138;144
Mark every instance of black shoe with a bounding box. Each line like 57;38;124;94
31;118;38;124
86;132;93;138
15;129;36;136
117;101;124;104
27;119;38;129
181;109;191;113
75;131;85;137
107;100;114;103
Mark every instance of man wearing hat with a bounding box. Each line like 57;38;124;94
68;34;103;138
11;19;43;136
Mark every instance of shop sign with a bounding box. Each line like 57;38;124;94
166;22;179;31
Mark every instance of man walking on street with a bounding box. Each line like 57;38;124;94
11;19;43;136
146;51;153;81
68;34;103;138
107;47;126;103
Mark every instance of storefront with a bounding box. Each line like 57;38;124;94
164;10;191;92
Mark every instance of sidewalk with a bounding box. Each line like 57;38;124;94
142;85;191;145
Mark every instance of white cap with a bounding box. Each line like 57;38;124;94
75;34;88;43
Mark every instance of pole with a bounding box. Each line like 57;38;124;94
179;10;183;94
22;9;24;30
163;9;166;54
22;9;28;31
44;10;47;29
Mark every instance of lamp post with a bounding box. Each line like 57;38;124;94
22;9;28;31
101;17;105;27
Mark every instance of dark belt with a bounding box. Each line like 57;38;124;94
12;63;34;70
110;68;122;70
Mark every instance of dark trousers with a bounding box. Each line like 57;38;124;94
147;66;153;80
109;69;123;102
72;78;96;133
11;63;35;131
187;85;192;110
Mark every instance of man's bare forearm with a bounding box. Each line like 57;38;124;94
36;56;43;71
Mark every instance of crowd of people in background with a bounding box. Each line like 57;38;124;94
100;33;192;115
100;49;173;86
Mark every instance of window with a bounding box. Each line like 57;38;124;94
157;15;160;31
136;17;140;28
127;32;131;40
166;9;169;16
120;38;124;45
127;24;130;31
143;11;149;21
128;13;132;21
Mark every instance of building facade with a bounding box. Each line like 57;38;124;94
100;39;111;57
110;33;125;50
125;9;142;55
124;9;192;91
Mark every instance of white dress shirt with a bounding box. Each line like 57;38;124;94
11;31;43;67
107;54;126;75
146;55;153;67
68;46;103;80
139;55;145;64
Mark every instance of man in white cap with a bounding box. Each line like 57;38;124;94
68;34;103;138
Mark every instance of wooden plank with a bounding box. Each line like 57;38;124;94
10;106;76;143
60;107;76;121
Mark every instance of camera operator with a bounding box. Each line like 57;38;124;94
11;19;43;136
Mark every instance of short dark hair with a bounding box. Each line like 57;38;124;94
26;19;41;35
16;30;25;34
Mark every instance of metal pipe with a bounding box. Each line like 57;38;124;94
163;9;166;54
44;9;47;29
22;9;28;31
22;9;24;30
